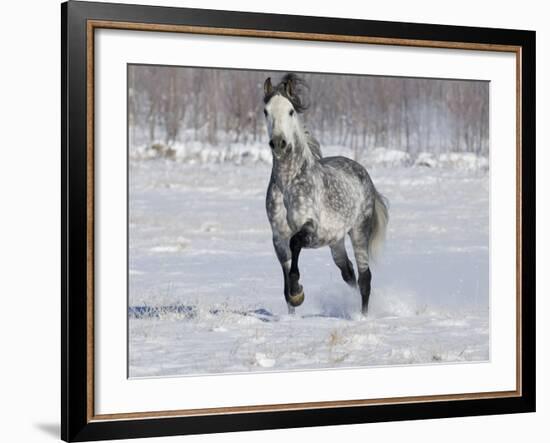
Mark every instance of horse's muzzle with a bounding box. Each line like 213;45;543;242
269;136;291;157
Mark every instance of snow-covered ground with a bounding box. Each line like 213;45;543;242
128;152;489;377
131;141;490;171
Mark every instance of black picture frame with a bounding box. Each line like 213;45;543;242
61;1;536;441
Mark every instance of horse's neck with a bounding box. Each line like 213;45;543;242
272;127;317;190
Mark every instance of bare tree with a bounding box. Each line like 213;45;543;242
128;66;489;157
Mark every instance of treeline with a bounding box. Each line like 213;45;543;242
128;65;489;156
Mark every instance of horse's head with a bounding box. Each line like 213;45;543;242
263;74;309;159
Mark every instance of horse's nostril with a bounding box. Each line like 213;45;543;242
280;139;286;148
269;140;275;149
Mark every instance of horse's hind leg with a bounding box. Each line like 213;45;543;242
350;224;372;315
272;236;295;314
330;238;357;288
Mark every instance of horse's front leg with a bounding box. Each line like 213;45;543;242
288;220;316;307
272;235;295;314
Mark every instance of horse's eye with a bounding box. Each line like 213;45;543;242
263;109;268;118
289;109;295;117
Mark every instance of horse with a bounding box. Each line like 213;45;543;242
263;73;389;315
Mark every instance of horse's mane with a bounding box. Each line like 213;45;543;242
263;73;309;113
305;130;323;160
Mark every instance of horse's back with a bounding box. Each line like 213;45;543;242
320;156;373;186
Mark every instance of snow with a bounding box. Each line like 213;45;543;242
438;152;490;171
131;141;274;165
130;142;489;171
128;152;489;378
414;152;439;168
365;147;412;167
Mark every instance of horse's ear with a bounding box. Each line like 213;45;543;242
284;77;294;97
264;77;273;96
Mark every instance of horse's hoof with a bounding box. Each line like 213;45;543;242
289;288;305;307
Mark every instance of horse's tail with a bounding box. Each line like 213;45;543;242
368;190;389;261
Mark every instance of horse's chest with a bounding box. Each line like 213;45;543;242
284;189;315;212
283;187;317;225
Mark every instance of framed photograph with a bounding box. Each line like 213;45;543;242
62;1;535;441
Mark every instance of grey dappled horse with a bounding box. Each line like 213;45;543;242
263;74;389;315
